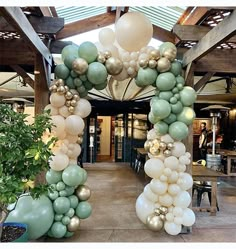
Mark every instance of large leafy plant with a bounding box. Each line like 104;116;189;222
0;104;56;227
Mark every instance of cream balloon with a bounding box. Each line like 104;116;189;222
164;221;182;235
168;171;179;184
166;212;174;222
143;184;159;202
168;184;181;196
57;131;66;140
64;135;78;144
44;104;59;115
159;193;173;207
185;152;191;158
147;128;160;140
144;158;164;179
68;143;81;159
51;115;65;137
50;93;66;108
49;153;69;171
69;159;77;165
164;156;179;170
174;217;183;225
65;115;85;136
173;206;183;217
104;44;119;58
182;208;196;226
115;12;153;52
149;179;168;195
163;168;172;177
74;98;92;118
159;174;168;182
161;134;174;144
173;191;191;208
171;142;186;158
177;173;193;191
59;105;71;118
98;28;116;46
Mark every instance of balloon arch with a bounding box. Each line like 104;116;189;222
8;11;196;238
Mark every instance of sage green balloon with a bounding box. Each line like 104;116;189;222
179;86;197;106
78;41;98;64
159;91;173;101
53;197;70;214
156;72;176;91
177;107;196;125
177;83;183;91
136;67;158;86
75;201;92;219
68;195;79;209
64;54;78;70
70;70;78;78
176;75;185;85
79;74;87;82
66;208;75;218
87;62;108;85
148;112;160;124
84;80;93;90
150;96;159;106
170;97;177;104
51;222;67;238
59;190;67;197
77;85;86;93
151;99;171;119
62;45;79;61
54;64;70;80
55;214;63;221
170;61;182;76
48;190;59;201
163;113;177;124
56;181;66;191
174;93;180;100
66;76;76;89
94;81;107;90
79;90;88;98
154;121;168;135
62;165;84;187
171;101;183;114
65;186;75;196
46;169;62;184
81;168;88;185
172;87;179;93
169;121;189;141
64;231;74;238
62;216;71;225
50;183;56;190
159;42;176;56
74;78;83;87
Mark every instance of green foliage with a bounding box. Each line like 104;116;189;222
0;104;56;212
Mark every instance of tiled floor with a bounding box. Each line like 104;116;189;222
44;163;236;243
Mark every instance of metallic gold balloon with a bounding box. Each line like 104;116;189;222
72;58;89;75
159;206;168;215
67;216;80;232
139;59;148;68
144;140;152;152
49;85;57;93
73;94;80;102
152;138;160;146
148;59;157;69
68;106;75;113
159;142;167;151
163;149;172;157
154;208;161;215
149;146;160;156
57;86;66;95
77;136;83;144
75;185;91;201
64;86;69;92
146;213;164;231
57;79;65;85
97;54;106;64
163;47;177;62
157;57;171;73
159;214;166;221
70;99;77;107
104;50;112;59
65;91;73;100
105;57;123;75
65;100;71;107
167;142;174;150
150;49;160;60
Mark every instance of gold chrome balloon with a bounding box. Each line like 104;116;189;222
144;140;152;152
146;213;164;231
75;185;91;201
57;79;65;86
154;208;161;216
105;57;123;75
159;142;167;151
49;85;57;93
159;206;168;215
167;142;174;150
64;86;69;92
163;149;172;157
68;106;75;113
65;100;71;107
70;99;77;107
149;146;160;156
104;50;112;59
150;49;160;60
57;86;66;95
73;94;80;102
148;59;157;69
72;58;88;75
139;59;148;68
163;47;177;62
67;216;80;232
97;54;106;64
65;91;73;100
77;136;83;144
159;214;166;221
157;57;171;73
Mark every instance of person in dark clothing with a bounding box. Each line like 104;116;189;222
77;148;84;168
199;122;208;160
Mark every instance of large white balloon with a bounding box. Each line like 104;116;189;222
74;98;92;118
44;104;59;115
173;191;191;208
177;173;193;191
65;115;85;136
171;142;186;158
164;221;182;235
144;158;164;179
49;153;69;171
182;208;196;226
135;193;155;224
50;93;66;108
164;156;179;170
51;115;65;137
149;179;168;195
143;184;159;202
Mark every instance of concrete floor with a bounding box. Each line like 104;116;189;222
44;163;236;242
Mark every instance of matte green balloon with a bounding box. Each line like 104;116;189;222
70;70;78;78
65;186;75;196
136;67;158;86
62;216;71;225
47;230;54;237
46;169;62;184
179;86;197;106
151;99;171;119
54;64;70;80
6;195;54;240
54;214;63;221
64;54;78;70
50;183;57;190
81;169;88;185
51;222;67;238
62;45;79;61
66;76;76;89
75;201;92;219
154;121;168;135
148;111;160;124
172;87;179;93
78;41;98;64
66;208;75;218
176;75;185;85
177;83;183;91
177;107;196;125
79;90;88;98
169;121;189;140
170;97;177;104
62;165;84;187
174;93;180;100
170;60;182;76
48;190;59;201
79;74;87;82
56;181;66;191
84;80;93;90
87;62;108;85
64;231;74;238
150;96;159;106
74;78;83;87
53;197;70;214
156;72;176;91
68;195;79;209
94;81;107;90
59;190;68;197
171;101;183;114
158;91;173;101
77;85;86;93
159;42;176;56
163;113;177;124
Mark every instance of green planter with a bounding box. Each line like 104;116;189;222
3;222;28;242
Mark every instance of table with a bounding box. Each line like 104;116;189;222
192;165;227;216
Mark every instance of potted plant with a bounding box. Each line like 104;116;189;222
0;104;56;242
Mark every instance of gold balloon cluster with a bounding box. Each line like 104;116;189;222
49;79;80;114
97;51;123;76
139;47;177;73
75;185;91;201
144;138;174;157
146;206;168;231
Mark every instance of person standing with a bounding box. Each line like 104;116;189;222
199;122;208;160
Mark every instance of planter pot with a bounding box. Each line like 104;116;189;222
1;222;28;242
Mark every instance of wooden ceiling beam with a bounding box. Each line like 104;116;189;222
182;7;209;25
176;7;194;24
194;72;215;91
153;25;176;43
0;51;35;65
182;9;236;67
39;7;52;17
49;7;58;17
56;12;116;40
0;7;52;65
10;65;34;89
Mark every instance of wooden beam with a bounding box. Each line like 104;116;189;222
0;51;35;65
10;65;34;89
176;7;194;24
39;7;52;17
49;7;58;17
173;24;236;43
185;62;195;86
0;16;64;35
182;9;236;67
56;12;116;40
0;7;52;65
194;72;215;91
153;25;176;43
182;7;209;25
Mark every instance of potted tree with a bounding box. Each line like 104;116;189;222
0;104;55;242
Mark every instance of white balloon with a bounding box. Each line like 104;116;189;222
149;179;168;195
49;153;69;171
164;221;182;235
121;51;130;62
143;184;159;202
168;206;174;213
177;173;193;191
159;193;173;207
168;184;181;196
59;105;71;118
177;163;186;173
65;115;85;136
65;135;78;143
144;158;164;179
130;52;139;60
163;168;172;177
60;143;68;154
173;207;183;217
155;153;165;161
50;93;66;108
173;191;191;208
160;174;168;182
179;155;191;165
147;128;160;140
168;171;179;184
171;142;186;158
135;193;155;224
68;143;81;159
185;152;191;159
182;208;196;226
166;212;174;222
164;156;179;170
74;98;92;118
44;104;59;115
161;134;174;144
104;44;119;58
174;217;183;225
51;115;65;137
99;28;115;46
